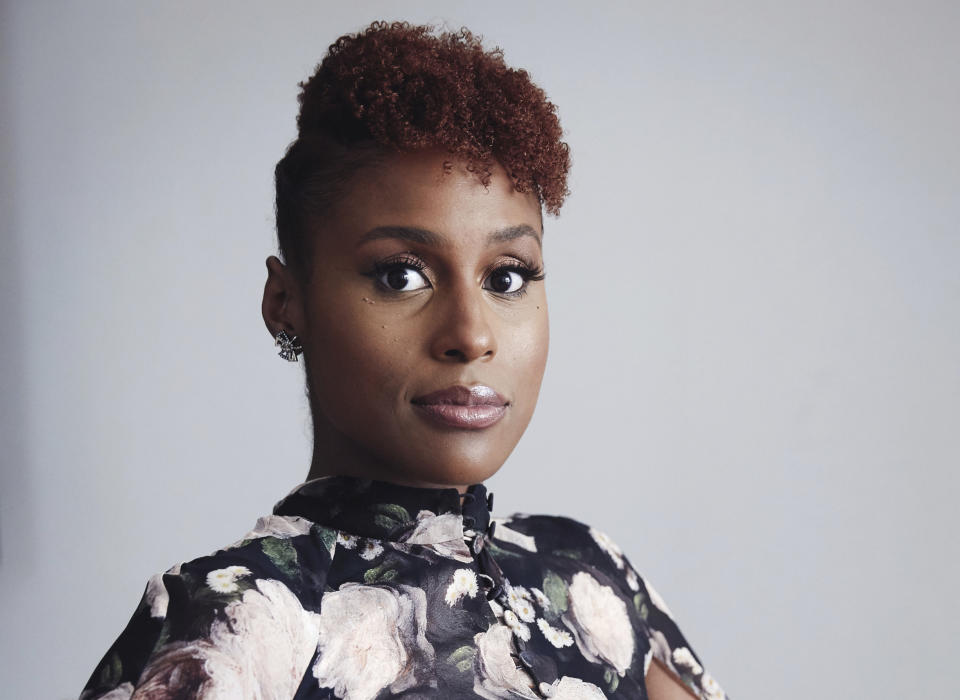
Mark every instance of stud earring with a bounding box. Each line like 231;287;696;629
275;329;303;362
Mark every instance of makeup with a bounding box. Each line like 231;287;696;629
411;385;508;429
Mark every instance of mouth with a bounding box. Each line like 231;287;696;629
410;384;508;429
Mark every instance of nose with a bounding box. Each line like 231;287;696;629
429;282;497;363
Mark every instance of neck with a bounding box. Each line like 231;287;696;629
306;433;471;495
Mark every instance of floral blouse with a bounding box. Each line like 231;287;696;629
80;475;728;699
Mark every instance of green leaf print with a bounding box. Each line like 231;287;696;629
363;563;398;583
485;541;522;558
97;651;122;688
446;645;476;672
542;571;569;614
633;592;649;620
372;503;411;529
552;548;583;560
262;538;299;578
603;667;620;694
313;525;338;557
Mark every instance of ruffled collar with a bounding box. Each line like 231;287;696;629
272;474;493;545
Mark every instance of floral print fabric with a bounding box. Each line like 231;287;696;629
81;475;728;699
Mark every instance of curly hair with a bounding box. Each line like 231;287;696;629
274;20;571;282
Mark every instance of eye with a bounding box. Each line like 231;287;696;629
485;268;526;294
376;263;430;292
483;261;545;296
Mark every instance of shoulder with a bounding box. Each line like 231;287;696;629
493;511;669;592
81;513;336;700
155;515;337;612
489;511;646;629
491;511;632;574
492;512;729;700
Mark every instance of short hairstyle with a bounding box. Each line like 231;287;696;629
274;20;571;282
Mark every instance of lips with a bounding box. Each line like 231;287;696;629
411;385;508;429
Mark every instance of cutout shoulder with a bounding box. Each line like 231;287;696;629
646;656;701;700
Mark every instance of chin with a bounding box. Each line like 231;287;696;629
384;449;506;489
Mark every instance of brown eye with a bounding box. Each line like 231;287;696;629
485;269;524;294
378;265;429;292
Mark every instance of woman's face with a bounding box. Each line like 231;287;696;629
263;149;549;491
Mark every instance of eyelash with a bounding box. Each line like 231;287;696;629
368;254;545;298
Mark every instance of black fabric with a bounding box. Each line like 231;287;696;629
81;475;728;700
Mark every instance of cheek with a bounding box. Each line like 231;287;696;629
307;304;417;402
509;308;550;384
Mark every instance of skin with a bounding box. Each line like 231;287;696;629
262;148;549;494
261;147;696;700
646;658;701;700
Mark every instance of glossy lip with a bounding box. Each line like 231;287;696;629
411;385;508;429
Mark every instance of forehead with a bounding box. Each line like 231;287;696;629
329;149;543;244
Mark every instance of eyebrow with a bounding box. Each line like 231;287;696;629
356;224;542;249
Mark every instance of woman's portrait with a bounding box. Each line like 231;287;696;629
1;3;956;699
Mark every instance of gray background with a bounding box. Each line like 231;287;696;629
2;1;958;698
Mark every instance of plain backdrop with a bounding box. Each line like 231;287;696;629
2;1;958;698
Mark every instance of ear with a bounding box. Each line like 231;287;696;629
261;255;305;340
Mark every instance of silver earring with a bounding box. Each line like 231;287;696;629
275;329;303;362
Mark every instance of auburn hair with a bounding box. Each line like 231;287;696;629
274;20;571;281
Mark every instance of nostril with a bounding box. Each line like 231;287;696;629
442;348;494;362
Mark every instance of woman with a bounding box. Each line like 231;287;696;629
81;21;727;700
